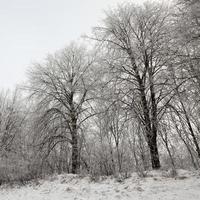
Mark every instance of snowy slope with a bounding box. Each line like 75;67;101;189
0;170;200;200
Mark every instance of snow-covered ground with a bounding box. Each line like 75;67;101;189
0;170;200;200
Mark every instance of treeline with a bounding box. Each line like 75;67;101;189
0;0;200;183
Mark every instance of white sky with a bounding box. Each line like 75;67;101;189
0;0;147;90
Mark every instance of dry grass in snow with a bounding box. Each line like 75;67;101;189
0;169;200;200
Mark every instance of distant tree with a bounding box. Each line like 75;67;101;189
0;89;26;154
0;89;30;183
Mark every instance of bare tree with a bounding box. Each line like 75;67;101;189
0;89;30;183
26;43;96;174
92;2;175;169
0;89;26;154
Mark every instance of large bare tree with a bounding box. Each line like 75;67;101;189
92;2;175;169
27;43;96;174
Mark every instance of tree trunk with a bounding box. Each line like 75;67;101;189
70;109;80;174
147;133;161;169
69;87;80;174
71;132;79;174
127;48;161;169
148;59;161;169
139;78;160;169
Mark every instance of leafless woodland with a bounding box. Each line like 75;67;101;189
0;0;200;184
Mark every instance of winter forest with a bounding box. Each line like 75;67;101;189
0;0;200;188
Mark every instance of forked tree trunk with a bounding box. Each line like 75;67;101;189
148;59;161;169
140;82;161;169
128;48;161;170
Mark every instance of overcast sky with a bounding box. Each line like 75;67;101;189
0;0;148;90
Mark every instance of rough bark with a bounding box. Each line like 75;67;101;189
71;130;79;174
71;110;80;174
70;87;80;174
127;48;161;169
147;133;161;169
